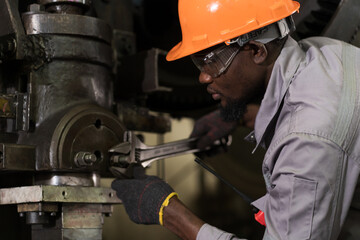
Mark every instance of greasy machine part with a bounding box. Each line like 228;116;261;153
0;1;126;239
49;104;126;174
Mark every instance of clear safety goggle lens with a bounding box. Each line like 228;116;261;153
191;44;240;78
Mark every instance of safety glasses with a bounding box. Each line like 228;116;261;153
191;43;240;78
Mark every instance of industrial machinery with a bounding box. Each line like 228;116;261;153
0;0;359;240
0;0;216;239
0;0;128;239
0;0;170;239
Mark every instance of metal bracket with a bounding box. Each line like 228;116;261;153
0;185;121;205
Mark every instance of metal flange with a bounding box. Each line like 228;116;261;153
22;13;112;44
49;104;126;174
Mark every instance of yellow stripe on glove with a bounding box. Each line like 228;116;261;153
159;192;179;226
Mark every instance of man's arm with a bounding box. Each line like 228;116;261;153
163;196;205;240
163;197;243;240
111;167;243;240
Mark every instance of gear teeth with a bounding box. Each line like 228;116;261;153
135;150;141;162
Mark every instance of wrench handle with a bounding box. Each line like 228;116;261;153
138;138;199;167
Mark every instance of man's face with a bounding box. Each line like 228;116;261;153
198;47;266;121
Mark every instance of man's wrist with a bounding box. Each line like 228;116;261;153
159;192;179;225
163;196;205;240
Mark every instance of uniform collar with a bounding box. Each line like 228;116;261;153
251;37;305;152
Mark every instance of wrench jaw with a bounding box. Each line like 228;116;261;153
109;142;131;178
108;131;138;178
108;131;152;178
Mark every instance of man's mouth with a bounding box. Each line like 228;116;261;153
211;93;221;101
207;87;221;101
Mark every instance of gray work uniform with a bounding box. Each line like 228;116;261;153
196;36;360;240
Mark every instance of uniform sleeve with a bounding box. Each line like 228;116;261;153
196;224;246;240
262;133;354;240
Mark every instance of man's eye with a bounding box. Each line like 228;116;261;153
204;57;214;64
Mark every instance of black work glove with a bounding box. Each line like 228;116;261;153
111;165;178;225
190;109;237;150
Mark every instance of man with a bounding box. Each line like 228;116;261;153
112;0;360;239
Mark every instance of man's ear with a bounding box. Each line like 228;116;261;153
247;40;268;65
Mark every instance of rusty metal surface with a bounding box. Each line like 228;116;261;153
18;202;59;213
0;185;121;205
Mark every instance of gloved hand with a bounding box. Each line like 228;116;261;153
190;109;238;150
111;165;178;225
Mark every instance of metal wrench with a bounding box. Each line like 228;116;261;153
109;131;232;177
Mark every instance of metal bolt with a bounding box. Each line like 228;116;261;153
84;153;96;163
74;152;97;167
110;155;130;167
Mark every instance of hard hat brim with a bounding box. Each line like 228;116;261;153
166;1;300;62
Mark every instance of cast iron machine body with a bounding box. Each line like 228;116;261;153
0;1;136;239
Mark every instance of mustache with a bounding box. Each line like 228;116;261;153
207;86;222;96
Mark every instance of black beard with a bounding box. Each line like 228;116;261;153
220;98;247;121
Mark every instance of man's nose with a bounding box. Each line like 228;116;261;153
199;72;213;84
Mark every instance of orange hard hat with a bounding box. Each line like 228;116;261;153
166;0;300;61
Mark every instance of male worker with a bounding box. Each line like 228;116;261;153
112;0;360;239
